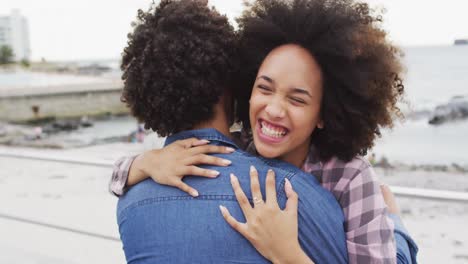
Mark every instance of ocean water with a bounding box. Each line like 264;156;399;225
402;45;468;110
1;46;467;165
375;120;468;165
374;45;468;165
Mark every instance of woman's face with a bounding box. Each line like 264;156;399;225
249;44;324;167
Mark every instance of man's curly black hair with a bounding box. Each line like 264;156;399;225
235;0;404;162
120;0;238;136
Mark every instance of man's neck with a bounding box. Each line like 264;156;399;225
192;102;231;138
192;121;230;138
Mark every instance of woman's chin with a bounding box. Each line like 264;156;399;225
255;145;282;159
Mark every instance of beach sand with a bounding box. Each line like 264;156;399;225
1;142;467;263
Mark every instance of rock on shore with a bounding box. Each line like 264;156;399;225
429;95;468;125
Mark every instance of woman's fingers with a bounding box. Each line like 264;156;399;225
174;180;199;197
176;137;208;148
249;166;264;207
219;205;248;236
188;144;235;155
265;169;278;205
230;173;253;217
191;139;211;147
185;154;231;167
380;184;400;215
181;165;220;178
284;178;298;214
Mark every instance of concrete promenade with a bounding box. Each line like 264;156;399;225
0;141;467;263
0;81;123;97
0;143;144;263
0;81;129;122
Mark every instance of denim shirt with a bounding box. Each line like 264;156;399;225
117;128;348;264
390;214;419;264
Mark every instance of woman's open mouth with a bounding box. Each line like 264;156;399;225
257;119;289;143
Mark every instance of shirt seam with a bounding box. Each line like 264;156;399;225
119;194;261;219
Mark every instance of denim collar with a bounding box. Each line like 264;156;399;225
164;128;239;149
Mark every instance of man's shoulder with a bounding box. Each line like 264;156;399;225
228;150;332;202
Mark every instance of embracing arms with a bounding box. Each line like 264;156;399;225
109;138;234;197
109;141;418;263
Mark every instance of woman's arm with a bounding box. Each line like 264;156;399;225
219;166;314;264
109;155;138;196
381;185;419;264
336;165;397;263
108;137;234;197
335;162;420;264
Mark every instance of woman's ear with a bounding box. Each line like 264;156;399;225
317;120;324;129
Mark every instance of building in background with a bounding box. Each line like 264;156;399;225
0;9;31;61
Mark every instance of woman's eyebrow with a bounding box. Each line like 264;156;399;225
289;87;312;98
256;75;274;84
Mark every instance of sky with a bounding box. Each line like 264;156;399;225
1;0;467;61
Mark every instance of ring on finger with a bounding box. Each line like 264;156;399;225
253;196;263;204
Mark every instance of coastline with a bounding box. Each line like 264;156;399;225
2;117;468;170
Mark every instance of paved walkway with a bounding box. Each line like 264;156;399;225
0;143;148;263
0;143;467;263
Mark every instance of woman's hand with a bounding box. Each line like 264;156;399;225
219;166;313;264
380;184;400;215
128;137;235;197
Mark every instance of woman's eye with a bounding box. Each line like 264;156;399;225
290;97;306;104
257;85;272;92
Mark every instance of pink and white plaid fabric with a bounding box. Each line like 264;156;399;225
110;148;397;263
109;156;137;196
303;152;396;264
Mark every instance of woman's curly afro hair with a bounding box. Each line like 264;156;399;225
235;0;405;162
121;0;238;136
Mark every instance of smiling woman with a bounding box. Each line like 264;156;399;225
226;0;416;263
249;44;324;167
235;0;404;163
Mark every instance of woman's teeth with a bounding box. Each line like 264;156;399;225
261;121;287;138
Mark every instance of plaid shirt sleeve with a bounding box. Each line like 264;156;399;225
304;156;397;264
340;162;397;264
108;155;138;197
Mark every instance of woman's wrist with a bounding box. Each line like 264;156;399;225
272;243;313;264
127;152;154;186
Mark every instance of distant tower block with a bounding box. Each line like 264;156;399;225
0;9;31;61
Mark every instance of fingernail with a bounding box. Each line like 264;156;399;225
285;178;292;191
226;147;235;153
200;139;210;143
211;170;220;177
222;159;232;165
250;165;256;173
191;190;199;197
219;205;227;215
230;173;236;182
268;169;273;174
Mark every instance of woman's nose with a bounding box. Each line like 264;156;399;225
265;98;286;119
